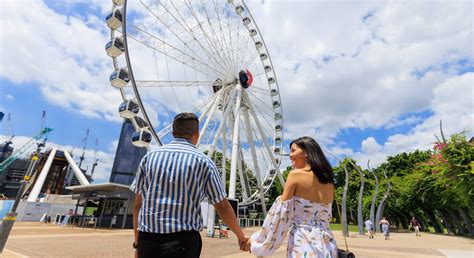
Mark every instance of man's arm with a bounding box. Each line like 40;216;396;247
213;199;248;248
133;194;143;244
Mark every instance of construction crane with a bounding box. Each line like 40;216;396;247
0;127;53;172
0;113;15;163
90;138;99;179
39;111;46;133
78;128;89;169
2;113;14;143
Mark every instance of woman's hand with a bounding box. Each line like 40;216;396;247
242;239;251;252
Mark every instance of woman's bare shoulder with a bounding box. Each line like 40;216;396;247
288;169;310;175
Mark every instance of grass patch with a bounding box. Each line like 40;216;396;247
330;223;359;232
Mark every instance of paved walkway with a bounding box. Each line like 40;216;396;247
1;222;473;257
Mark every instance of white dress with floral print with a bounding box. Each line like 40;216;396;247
250;196;338;258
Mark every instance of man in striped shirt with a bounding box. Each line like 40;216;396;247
131;113;248;258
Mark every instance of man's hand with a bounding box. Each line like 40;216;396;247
238;235;250;251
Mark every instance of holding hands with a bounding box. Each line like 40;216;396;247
237;235;251;252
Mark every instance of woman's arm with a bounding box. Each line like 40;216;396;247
280;171;299;201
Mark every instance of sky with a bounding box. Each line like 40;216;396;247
0;0;472;184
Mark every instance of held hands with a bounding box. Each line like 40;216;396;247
238;235;251;252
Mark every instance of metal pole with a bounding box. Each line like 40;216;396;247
242;107;267;215
228;85;242;199
245;93;285;187
0;151;38;253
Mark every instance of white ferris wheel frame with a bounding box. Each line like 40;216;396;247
105;0;285;207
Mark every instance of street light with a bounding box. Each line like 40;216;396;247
0;142;44;253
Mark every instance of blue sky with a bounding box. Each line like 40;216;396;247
0;0;472;183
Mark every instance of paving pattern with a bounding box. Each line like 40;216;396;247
1;222;473;257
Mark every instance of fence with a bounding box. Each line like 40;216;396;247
239;218;264;228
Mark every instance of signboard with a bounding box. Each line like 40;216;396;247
22;203;51;221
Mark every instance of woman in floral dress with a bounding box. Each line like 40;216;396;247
248;136;338;257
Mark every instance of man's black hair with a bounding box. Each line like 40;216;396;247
172;113;199;139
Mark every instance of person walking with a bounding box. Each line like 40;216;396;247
131;113;249;258
410;216;421;236
248;136;338;257
379;217;390;240
365;219;374;239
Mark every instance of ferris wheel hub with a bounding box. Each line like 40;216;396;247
238;70;253;89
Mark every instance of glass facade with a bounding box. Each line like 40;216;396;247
109;119;147;185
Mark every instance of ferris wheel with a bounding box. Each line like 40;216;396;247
104;0;285;208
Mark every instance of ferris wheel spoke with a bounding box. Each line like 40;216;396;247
224;6;238;73
134;80;213;88
197;0;236;74
242;107;268;214
183;0;235;76
207;88;237;158
246;93;285;187
141;0;228;77
212;0;238;73
196;92;222;148
228;2;245;71
247;87;272;96
220;115;228;184
129;28;226;78
156;92;219;139
246;90;275;115
237;148;250;200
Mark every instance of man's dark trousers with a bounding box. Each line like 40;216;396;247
138;230;202;258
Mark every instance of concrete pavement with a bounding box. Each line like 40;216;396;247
1;222;473;257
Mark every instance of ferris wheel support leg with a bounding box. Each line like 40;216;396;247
199;91;221;123
207;89;237;159
27;147;57;202
221;119;227;185
197;93;222;148
238;147;252;201
228;85;243;199
237;147;249;200
206;200;217;237
243;108;268;215
245;93;286;187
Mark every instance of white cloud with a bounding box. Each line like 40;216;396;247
243;0;473;168
1;0;472;173
0;0;122;122
344;73;473;168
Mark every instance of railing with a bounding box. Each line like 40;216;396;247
238;218;264;228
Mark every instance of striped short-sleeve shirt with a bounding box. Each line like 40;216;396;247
130;138;227;234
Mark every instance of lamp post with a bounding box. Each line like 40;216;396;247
0;143;43;253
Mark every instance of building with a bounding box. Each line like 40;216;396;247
67;119;146;228
109;119;147;185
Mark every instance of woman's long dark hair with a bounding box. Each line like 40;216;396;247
290;136;334;184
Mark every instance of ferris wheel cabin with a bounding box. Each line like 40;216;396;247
212;79;224;93
110;68;130;88
118;100;139;119
106;8;123;30
131;129;152;148
105;37;125;58
132;116;149;129
249;29;258;37
112;0;124;5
